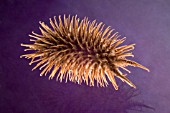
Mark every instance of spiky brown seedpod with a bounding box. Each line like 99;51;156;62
20;15;150;90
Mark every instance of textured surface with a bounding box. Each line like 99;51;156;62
1;0;170;113
20;15;149;90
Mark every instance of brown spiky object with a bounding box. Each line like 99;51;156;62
20;15;150;90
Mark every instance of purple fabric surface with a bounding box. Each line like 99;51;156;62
1;0;170;113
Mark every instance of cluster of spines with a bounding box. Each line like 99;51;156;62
20;15;149;90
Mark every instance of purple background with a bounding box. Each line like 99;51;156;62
1;0;170;113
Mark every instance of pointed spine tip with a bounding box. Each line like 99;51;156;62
115;86;119;90
133;85;137;89
54;16;56;20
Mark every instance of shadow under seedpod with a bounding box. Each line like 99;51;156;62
36;83;154;113
20;15;150;90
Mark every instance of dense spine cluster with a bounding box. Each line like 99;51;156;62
20;15;149;90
